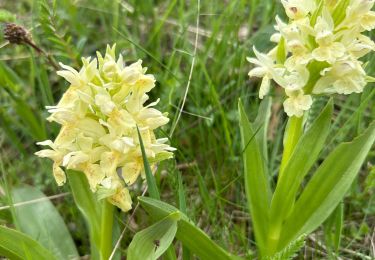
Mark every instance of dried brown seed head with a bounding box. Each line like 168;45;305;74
3;23;31;45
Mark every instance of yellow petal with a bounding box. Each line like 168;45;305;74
108;188;132;212
53;164;66;186
122;162;142;185
84;164;105;191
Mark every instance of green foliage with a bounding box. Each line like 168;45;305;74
240;97;374;257
128;212;180;260
11;186;79;260
268;100;333;249
324;202;344;254
137;126;160;199
38;0;78;60
0;9;16;22
0;225;56;260
279;121;375;250
138;197;237;260
238;99;271;256
67;170;101;259
263;235;306;260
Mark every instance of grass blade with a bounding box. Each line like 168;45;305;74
324;202;344;254
137;126;160;200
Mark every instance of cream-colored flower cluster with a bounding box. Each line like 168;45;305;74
36;45;175;211
248;0;375;117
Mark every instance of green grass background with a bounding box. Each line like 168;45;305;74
0;0;374;258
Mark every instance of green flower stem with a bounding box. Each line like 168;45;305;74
266;116;304;255
100;199;114;260
279;116;304;181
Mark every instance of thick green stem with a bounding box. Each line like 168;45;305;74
267;115;304;255
100;200;114;260
278;116;304;181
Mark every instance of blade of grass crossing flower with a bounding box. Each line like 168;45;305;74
267;100;333;254
67;170;101;259
11;186;79;260
323;202;344;254
238;99;270;256
0;225;56;260
137;126;160;200
128;212;180;260
278;121;375;250
138;197;238;260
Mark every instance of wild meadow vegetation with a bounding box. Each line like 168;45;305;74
0;0;374;259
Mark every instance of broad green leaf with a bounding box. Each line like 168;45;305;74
138;197;238;260
0;225;56;260
279;121;375;249
12;186;79;260
268;100;333;249
128;212;180;260
137;126;160;199
238;99;270;255
67;170;101;259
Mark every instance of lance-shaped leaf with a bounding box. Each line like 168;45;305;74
67;170;101;259
0;225;56;260
268;100;333;246
254;97;272;168
279;121;375;250
238;99;270;255
138;197;238;260
128;212;180;260
12;186;79;260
